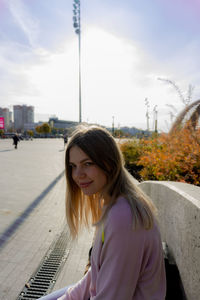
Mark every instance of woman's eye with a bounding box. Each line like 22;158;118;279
85;162;93;166
69;164;76;168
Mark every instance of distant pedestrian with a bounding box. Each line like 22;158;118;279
12;134;20;149
63;135;68;147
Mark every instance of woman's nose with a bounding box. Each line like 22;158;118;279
74;166;85;179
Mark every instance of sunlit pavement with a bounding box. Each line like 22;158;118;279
0;139;94;300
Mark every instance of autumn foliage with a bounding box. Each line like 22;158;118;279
119;139;143;181
120;125;200;186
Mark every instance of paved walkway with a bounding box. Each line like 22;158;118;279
0;139;94;300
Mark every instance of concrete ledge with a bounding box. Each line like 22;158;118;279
139;181;200;300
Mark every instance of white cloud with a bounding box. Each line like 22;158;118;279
7;0;39;47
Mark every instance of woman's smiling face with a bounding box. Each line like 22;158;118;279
69;146;107;196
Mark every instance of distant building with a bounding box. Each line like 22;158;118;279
49;117;78;129
13;106;23;130
0;107;12;131
13;105;34;131
24;123;36;131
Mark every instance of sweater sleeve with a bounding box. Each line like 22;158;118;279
57;268;91;300
91;200;166;300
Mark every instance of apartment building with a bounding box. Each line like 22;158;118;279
13;105;34;131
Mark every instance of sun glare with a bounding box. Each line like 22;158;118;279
24;27;144;124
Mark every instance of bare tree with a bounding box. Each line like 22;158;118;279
165;104;177;123
170;99;200;133
158;78;194;107
185;84;195;106
158;78;200;132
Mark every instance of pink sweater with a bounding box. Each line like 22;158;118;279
58;197;166;300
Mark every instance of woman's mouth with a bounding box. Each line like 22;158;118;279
79;181;93;188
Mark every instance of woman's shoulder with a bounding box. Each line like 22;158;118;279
106;196;133;231
105;196;160;240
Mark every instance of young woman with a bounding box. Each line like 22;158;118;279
40;125;166;300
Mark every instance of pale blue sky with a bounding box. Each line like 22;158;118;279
0;0;199;131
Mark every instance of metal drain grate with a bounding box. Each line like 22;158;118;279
17;225;71;300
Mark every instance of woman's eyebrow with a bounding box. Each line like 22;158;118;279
80;158;91;163
69;158;91;165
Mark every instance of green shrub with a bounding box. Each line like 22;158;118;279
119;140;143;181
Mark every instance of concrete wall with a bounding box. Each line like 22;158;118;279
138;181;200;300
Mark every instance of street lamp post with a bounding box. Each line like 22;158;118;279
73;0;82;123
112;116;115;136
153;105;158;133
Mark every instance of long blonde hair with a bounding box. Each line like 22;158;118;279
65;125;157;238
